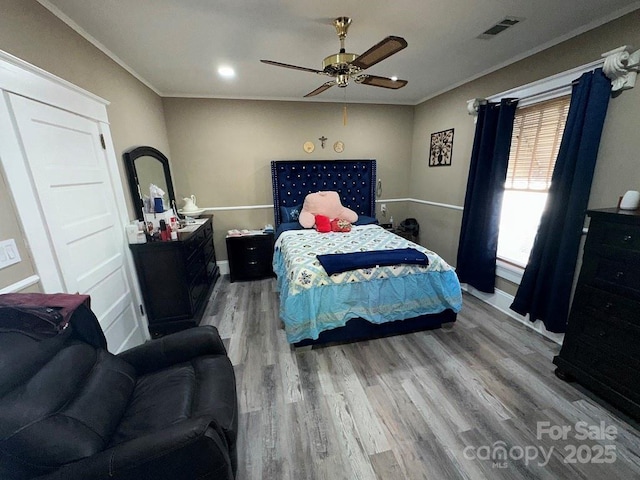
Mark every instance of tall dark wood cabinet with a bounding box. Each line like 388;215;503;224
129;216;219;336
554;208;640;419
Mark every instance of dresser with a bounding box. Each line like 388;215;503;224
129;216;219;336
226;232;275;282
554;208;640;419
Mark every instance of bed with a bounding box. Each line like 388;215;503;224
271;159;462;346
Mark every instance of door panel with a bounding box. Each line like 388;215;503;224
8;93;144;352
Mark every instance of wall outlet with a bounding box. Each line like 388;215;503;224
380;203;387;215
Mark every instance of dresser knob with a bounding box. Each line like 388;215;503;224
248;261;258;265
615;271;625;280
247;246;257;251
622;234;633;243
598;330;607;338
604;302;613;310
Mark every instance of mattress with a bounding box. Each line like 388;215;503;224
273;225;463;343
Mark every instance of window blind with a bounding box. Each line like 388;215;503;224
505;95;571;191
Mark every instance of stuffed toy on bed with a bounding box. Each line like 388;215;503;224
298;191;358;230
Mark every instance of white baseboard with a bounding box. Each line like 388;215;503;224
462;284;564;345
217;260;229;275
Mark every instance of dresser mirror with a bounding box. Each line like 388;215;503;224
123;146;176;221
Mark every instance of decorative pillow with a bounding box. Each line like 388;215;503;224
354;215;378;226
299;191;358;228
330;219;352;232
275;222;303;239
280;204;302;223
314;214;331;233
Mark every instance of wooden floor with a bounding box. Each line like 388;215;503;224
202;276;640;480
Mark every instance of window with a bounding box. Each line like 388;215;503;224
497;95;571;267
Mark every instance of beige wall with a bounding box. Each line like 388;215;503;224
410;10;640;273
163;98;414;260
1;1;638;292
0;0;170;291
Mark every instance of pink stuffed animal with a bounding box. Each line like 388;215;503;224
298;191;358;228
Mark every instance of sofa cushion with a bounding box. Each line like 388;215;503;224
0;336;135;468
110;354;237;449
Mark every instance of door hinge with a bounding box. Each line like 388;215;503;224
139;304;145;316
99;134;106;150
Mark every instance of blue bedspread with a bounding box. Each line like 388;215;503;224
273;225;462;343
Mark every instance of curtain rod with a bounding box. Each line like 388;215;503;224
506;79;580;104
468;45;639;116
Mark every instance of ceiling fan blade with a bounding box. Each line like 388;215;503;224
261;59;323;74
304;82;335;97
359;75;408;89
351;36;408;70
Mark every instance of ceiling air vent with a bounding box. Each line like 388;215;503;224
477;17;523;39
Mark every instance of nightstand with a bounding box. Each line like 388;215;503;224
226;232;275;282
390;228;418;243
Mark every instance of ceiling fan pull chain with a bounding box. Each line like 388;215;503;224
343;88;348;126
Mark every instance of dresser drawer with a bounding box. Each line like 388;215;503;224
558;341;640;400
569;312;640;362
586;219;640;253
571;284;640;327
580;254;640;297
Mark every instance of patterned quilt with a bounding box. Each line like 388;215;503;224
275;225;455;295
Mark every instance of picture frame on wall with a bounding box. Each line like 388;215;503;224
429;128;454;167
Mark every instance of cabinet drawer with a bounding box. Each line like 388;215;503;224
201;219;213;240
580;254;640;297
203;238;215;262
242;259;271;276
586;219;640;253
569;311;640;362
231;237;271;254
558;341;640;400
571;284;640;327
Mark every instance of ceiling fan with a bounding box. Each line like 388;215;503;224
261;17;408;97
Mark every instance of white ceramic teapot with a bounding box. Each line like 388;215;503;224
182;195;198;212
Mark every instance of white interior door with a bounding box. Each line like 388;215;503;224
6;93;145;352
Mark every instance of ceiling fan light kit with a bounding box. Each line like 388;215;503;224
261;17;408;97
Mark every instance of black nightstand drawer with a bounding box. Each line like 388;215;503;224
226;233;275;282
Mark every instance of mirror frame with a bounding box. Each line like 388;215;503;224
123;146;176;221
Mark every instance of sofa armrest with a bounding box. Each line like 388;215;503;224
117;325;227;375
36;417;234;480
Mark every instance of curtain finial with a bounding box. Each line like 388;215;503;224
466;98;487;116
602;45;640;92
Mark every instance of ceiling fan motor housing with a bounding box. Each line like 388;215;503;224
323;53;358;75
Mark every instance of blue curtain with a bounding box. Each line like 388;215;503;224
456;99;518;293
510;69;611;333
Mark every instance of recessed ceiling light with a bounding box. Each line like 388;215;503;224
218;66;235;78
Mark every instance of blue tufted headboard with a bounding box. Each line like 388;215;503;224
271;160;377;227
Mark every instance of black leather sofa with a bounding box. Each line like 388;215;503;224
0;303;238;480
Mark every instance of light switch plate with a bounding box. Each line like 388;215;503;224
0;239;21;269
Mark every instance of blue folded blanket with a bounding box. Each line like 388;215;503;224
317;248;429;275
